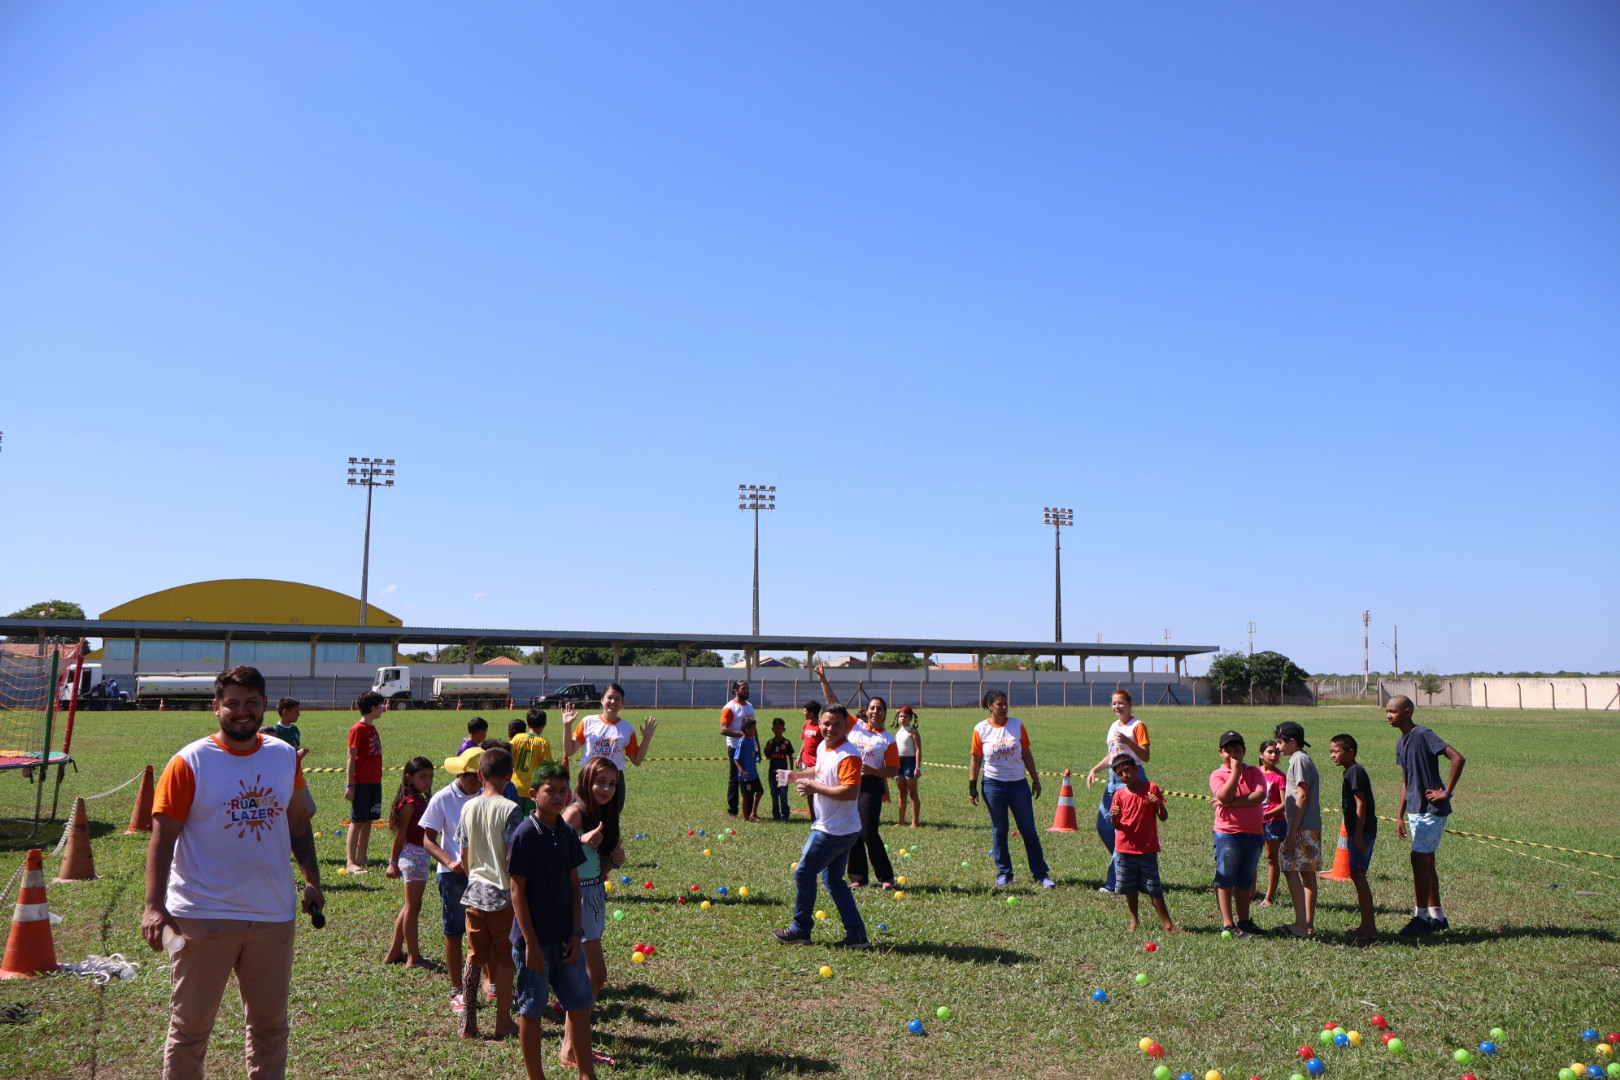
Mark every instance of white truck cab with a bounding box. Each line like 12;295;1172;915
374;665;412;700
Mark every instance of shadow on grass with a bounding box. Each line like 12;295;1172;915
595;980;690;1025
877;941;1040;964
1402;924;1617;947
607;1031;837;1077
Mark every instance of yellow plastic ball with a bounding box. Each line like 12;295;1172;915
738;886;750;898
897;876;907;886
894;890;905;899
818;965;833;979
815;910;827;920
1598;1046;1614;1060
790;862;798;870
1347;1031;1362;1047
337;867;348;875
631;951;646;964
603;881;613;891
1206;1071;1223;1080
313;831;322;838
700;900;711;910
1140;1038;1155;1053
703;849;712;856
898;848;908;856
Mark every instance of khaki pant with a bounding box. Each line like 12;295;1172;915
165;918;296;1080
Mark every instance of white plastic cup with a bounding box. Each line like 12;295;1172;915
775;769;791;788
161;925;185;954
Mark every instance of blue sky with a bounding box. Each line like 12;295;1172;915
2;2;1616;676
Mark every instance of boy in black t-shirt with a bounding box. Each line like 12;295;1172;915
1329;734;1378;943
510;761;597;1078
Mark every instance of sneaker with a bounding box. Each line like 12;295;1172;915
1097;886;1117;895
1039;878;1057;889
1398;915;1433;937
832;938;871;950
996;874;1013;887
1430;915;1450;931
449;989;465;1014
1236;919;1264;936
772;928;813;945
1225;924;1254;940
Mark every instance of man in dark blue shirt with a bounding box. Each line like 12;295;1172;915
1388;695;1466;936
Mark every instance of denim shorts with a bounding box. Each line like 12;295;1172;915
1212;831;1264;889
514;938;593;1016
897;756;918;780
1115;852;1164;897
580;878;605;942
1262;817;1287;843
1348;835;1376;872
437;871;468;937
1407;812;1447;853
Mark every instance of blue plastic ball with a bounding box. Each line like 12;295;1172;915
620;875;631;885
908;1020;924;1035
717;886;729;896
1179;1073;1194;1080
1587;1031;1603;1042
1479;1041;1497;1055
1589;1068;1604;1079
1306;1059;1325;1075
1092;990;1108;1002
698;829;706;836
876;924;888;932
1333;1032;1348;1047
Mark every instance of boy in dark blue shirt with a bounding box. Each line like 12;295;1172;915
1387;695;1466;936
510;761;597;1078
733;718;763;822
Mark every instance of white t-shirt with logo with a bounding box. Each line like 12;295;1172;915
972;717;1032;782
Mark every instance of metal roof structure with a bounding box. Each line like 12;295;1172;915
0;617;1217;667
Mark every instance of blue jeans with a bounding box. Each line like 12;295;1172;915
1095;766;1147;890
789;829;866;942
983;778;1049;882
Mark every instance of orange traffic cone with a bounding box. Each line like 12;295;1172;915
53;798;97;883
125;765;155;835
1324;820;1354;881
159;697;166;711
1048;769;1080;833
0;849;63;978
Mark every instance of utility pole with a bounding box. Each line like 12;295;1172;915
737;484;776;638
1247;621;1257;656
1362;610;1371;693
1043;507;1072;645
1381;625;1400;677
347;457;396;629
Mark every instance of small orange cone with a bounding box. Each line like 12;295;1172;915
1324;820;1354;881
159;697;166;711
1048;769;1080;833
0;849;63;978
125;764;155;835
53;798;97;883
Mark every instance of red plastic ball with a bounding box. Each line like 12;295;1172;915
645;945;656;956
687;830;695;836
677;896;687;904
1323;1022;1338;1031
1609;1034;1620;1046
634;942;646;952
1461;1074;1478;1080
643;881;654;889
1370;1014;1387;1029
1380;1033;1393;1046
1299;1047;1315;1059
689;885;700;892
1145;942;1158;952
1147;1044;1164;1058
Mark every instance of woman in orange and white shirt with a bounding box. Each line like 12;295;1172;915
969;689;1054;888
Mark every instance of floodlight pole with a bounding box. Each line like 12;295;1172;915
1043;507;1072;645
738;484;776;639
348;458;397;636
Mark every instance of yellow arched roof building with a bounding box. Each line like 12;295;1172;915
101;579;402;627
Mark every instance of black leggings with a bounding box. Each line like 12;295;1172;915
845;776;895;885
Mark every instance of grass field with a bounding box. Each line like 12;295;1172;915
1;703;1616;1079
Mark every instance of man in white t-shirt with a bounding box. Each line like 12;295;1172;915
719;680;755;818
773;704;869;948
142;666;323;1080
421;747;485;1010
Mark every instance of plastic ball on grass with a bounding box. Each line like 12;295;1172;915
738;887;749;898
1589;1032;1604;1043
700;900;711;910
1386;1038;1403;1055
1298;1047;1315;1060
814;910;826;920
676;896;687;905
876;924;887;933
1145;941;1158;952
1148;1043;1165;1059
1490;1027;1506;1040
687;830;695;836
1560;1070;1577;1080
1369;1014;1387;1030
894;891;905;900
818;965;833;979
1590;1068;1606;1080
1221;929;1232;939
1136;973;1149;985
896;876;907;886
1305;1059;1324;1075
703;849;712;857
961;861;970;868
1600;1047;1616;1061
936;1006;952;1019
1607;1065;1620;1079
313;831;322;838
620;875;631;885
1333;1033;1348;1048
1290;1074;1306;1080
717;886;729;896
1478;1041;1496;1056
697;829;705;836
1206;1071;1222;1080
643;881;654;890
1317;1032;1335;1048
612;910;624;921
1178;1073;1194;1080
1140;1038;1154;1053
1007;897;1019;906
1453;1049;1472;1065
1610;1034;1620;1046
631;951;645;964
1153;1068;1171;1080
908;1020;925;1035
1346;1031;1362;1047
1379;1033;1392;1046
1092;990;1107;1003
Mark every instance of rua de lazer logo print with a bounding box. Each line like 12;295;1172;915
224;776;284;839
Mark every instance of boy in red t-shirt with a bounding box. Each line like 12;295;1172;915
1108;754;1177;934
345;691;386;874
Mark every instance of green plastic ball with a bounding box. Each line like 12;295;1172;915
1606;1064;1620;1078
612;910;624;921
1387;1038;1404;1055
936;1006;951;1020
1155;1068;1172;1080
1454;1049;1472;1065
1135;973;1149;985
1220;929;1232;939
1318;1031;1335;1047
1561;1070;1577;1080
1490;1028;1506;1040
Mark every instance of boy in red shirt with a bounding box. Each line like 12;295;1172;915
345;691;386;874
1108;754;1177;934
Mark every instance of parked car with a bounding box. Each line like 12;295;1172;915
534;683;601;709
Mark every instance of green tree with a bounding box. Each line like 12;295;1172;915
1205;650;1252;697
872;652;925;668
527;645;615;666
631;649;723;668
439;643;524;664
1415;670;1445;700
982;654;1028;671
3;600;86;642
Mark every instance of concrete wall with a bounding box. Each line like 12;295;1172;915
1380;678;1620;711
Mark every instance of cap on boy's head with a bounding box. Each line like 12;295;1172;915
443;747;483;776
1274;721;1309;747
1218;730;1246;750
1110;753;1136;771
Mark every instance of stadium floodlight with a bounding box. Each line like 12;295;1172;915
1043;507;1073;644
738;485;777;637
347;457;397;630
